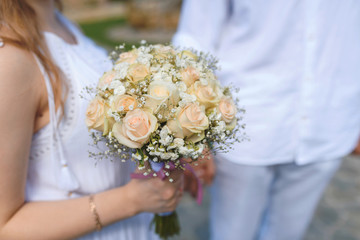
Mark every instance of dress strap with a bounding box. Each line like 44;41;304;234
32;54;79;192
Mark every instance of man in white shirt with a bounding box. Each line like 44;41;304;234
173;1;360;240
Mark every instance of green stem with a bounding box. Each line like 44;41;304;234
151;211;180;240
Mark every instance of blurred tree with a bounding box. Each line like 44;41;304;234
127;0;181;30
62;0;109;8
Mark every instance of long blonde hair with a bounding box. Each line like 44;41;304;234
0;0;65;110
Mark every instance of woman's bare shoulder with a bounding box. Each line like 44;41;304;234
0;43;42;98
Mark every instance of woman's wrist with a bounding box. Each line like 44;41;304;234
92;185;139;227
122;182;141;216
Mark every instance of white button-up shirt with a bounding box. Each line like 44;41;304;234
173;0;360;165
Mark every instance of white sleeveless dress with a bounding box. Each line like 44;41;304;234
26;13;158;240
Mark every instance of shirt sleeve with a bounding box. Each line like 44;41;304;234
172;0;231;55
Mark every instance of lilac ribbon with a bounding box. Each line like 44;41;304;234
183;161;203;205
130;159;203;205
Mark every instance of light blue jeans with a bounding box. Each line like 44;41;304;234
210;157;342;240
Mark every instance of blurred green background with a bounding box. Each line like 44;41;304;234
80;17;128;47
63;0;180;50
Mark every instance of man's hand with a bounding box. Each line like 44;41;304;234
353;139;360;155
183;148;216;198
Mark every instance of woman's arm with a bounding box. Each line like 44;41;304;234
0;45;182;240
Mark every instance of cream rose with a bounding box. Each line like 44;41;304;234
112;109;157;148
180;67;199;87
153;45;175;60
97;71;115;90
117;51;138;64
127;63;149;82
86;96;107;131
167;103;209;143
111;95;137;112
218;97;237;130
145;81;180;115
189;81;222;109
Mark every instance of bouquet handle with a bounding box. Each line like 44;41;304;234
130;159;203;239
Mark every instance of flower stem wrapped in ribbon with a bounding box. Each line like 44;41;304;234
131;159;203;239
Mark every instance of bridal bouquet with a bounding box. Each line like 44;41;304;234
85;42;245;239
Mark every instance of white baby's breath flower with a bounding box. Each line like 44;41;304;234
159;126;173;146
220;132;226;140
178;146;194;156
174;138;184;147
109;80;122;89
175;56;187;68
179;92;197;105
153;71;172;82
152;72;162;82
114;115;121;122
176;81;187;92
169;68;177;77
161;63;173;72
196;143;205;154
114;85;126;95
160;153;171;160
114;62;130;79
160;135;173;147
170;153;179;160
178;100;185;107
218;121;226;131
200;78;208;85
132;152;142;160
109;81;126;96
150;65;161;73
136;53;153;65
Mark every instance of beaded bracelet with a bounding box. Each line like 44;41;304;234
89;195;103;231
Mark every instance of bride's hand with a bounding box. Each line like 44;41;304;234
125;169;184;214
